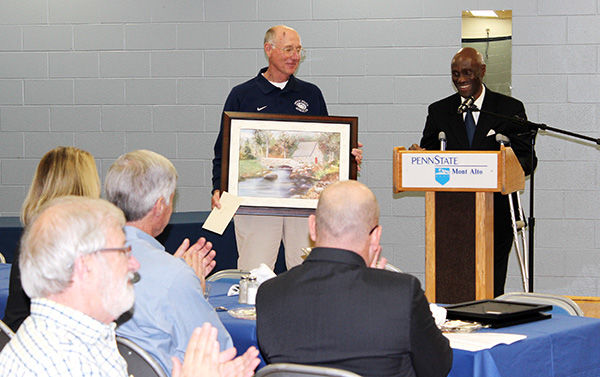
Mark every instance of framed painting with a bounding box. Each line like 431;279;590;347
220;112;358;216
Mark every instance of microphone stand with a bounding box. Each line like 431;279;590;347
471;106;600;292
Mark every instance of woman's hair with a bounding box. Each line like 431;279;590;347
21;146;100;226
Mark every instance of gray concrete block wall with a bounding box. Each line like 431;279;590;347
0;0;599;296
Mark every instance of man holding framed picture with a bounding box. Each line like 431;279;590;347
212;25;362;271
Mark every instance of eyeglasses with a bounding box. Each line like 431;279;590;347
369;225;379;235
271;44;306;58
93;245;132;258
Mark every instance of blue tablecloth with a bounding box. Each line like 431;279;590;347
208;278;600;376
0;264;11;318
449;313;600;377
207;279;266;369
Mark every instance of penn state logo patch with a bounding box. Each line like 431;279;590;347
294;99;309;113
435;168;450;185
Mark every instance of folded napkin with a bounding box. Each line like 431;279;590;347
227;284;239;296
250;263;277;286
225;264;276;297
429;303;447;328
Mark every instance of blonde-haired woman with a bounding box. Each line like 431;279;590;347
3;146;100;331
21;146;100;226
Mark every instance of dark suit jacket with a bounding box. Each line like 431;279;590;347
2;247;29;332
419;89;537;295
256;247;453;377
420;88;536;176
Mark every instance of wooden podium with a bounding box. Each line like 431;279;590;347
393;146;524;304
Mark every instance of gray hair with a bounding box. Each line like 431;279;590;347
315;180;379;244
105;150;177;221
20;196;125;298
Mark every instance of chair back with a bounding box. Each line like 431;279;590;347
116;336;168;377
254;363;362;377
207;269;249;282
0;263;11;318
0;319;15;352
496;292;584;316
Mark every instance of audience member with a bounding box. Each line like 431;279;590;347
256;180;452;377
105;150;255;376
0;196;139;376
0;197;258;377
3;146;216;332
3;146;101;331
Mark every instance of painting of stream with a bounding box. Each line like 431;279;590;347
236;129;341;199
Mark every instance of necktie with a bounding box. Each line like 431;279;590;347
465;109;476;146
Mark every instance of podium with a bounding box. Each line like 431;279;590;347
393;146;524;304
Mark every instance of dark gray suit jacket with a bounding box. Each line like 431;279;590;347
256;247;452;377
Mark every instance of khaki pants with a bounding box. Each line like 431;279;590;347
234;215;311;271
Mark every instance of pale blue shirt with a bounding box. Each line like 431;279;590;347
0;298;127;377
116;226;233;376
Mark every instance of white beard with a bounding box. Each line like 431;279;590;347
101;267;136;320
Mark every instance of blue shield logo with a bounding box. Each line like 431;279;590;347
435;168;450;185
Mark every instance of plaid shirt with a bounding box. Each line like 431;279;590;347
0;298;127;377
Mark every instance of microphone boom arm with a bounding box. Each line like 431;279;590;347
469;104;599;292
471;107;600;145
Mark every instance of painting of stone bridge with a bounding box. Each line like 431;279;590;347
237;129;341;199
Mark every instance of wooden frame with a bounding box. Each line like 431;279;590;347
221;112;358;216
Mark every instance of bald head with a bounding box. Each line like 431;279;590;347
451;47;486;99
313;180;379;247
264;25;299;45
452;47;485;66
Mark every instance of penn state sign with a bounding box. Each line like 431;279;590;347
402;152;498;189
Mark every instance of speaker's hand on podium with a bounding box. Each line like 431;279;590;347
408;143;424;151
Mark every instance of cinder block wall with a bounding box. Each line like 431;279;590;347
0;0;598;296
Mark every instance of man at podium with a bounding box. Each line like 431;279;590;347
412;47;537;296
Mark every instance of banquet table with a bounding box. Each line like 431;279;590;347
207;278;266;368
207;279;600;377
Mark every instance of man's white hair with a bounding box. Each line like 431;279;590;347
20;196;125;298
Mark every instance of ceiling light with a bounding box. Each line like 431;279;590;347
470;10;498;18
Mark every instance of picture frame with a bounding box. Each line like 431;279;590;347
221;111;358;216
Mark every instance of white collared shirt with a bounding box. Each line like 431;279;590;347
461;84;486;124
0;298;127;377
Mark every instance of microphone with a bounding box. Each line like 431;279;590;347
438;131;447;151
131;271;141;284
495;133;510;146
457;96;475;114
